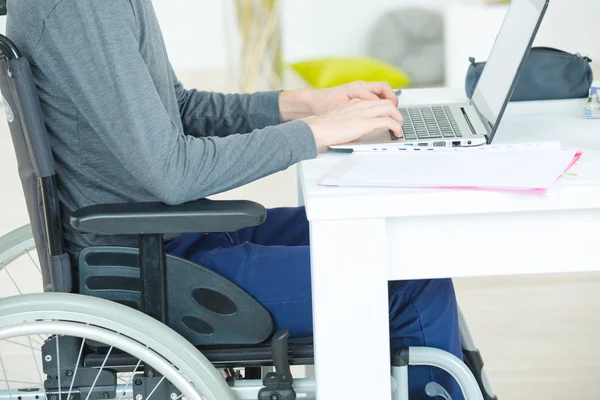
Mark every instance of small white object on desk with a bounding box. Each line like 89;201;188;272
584;81;600;119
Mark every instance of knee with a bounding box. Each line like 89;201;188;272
389;278;458;314
428;278;456;300
389;278;455;298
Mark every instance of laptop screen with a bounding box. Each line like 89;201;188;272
471;0;549;142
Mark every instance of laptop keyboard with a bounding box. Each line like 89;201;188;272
392;106;462;141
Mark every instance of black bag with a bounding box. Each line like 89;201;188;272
465;47;594;101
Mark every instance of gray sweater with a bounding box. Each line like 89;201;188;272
6;0;317;256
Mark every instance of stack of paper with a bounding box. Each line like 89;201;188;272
319;145;582;194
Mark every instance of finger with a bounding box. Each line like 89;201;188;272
361;102;404;125
352;98;396;111
360;82;398;106
391;127;404;138
345;82;380;102
366;116;403;138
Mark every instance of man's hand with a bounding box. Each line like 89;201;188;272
309;81;399;116
279;81;399;122
302;98;404;148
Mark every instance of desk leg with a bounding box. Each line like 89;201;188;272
310;218;390;399
296;165;305;207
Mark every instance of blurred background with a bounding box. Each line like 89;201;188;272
145;0;599;93
1;1;600;398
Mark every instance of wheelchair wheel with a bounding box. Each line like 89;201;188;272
0;225;39;296
0;225;237;400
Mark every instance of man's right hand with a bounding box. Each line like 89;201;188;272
302;98;404;148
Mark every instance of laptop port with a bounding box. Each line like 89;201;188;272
452;141;461;147
433;141;446;147
418;143;429;147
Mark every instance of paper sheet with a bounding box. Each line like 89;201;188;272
319;148;582;193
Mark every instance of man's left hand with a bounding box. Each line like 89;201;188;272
309;81;399;116
279;81;399;122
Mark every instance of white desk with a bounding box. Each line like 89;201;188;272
298;88;600;400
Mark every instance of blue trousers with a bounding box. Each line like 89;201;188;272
165;207;463;399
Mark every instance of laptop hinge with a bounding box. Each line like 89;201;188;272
460;107;477;136
471;102;494;139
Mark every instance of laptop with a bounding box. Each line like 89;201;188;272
330;0;550;152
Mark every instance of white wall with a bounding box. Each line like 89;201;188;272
280;0;447;62
535;0;600;60
149;0;229;69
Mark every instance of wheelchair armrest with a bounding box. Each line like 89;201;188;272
70;199;266;235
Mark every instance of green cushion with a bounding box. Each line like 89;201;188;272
290;57;411;89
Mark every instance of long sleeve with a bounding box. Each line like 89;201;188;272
32;0;317;205
171;66;283;137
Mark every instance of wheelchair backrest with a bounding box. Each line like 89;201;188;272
0;34;72;293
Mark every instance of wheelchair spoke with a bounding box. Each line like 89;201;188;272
23;335;46;347
0;366;39;384
145;376;165;400
1;379;38;385
2;265;45;343
0;376;38;385
66;339;86;400
27;336;45;396
117;359;141;400
0;281;220;400
0;353;13;400
3;268;21;295
2;338;41;351
25;250;41;274
56;337;62;400
84;347;113;400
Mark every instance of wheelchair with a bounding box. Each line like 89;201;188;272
0;6;497;399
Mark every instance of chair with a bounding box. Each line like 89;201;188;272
0;9;496;399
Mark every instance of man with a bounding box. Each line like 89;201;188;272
7;0;462;398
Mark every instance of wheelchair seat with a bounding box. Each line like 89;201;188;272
77;244;315;368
